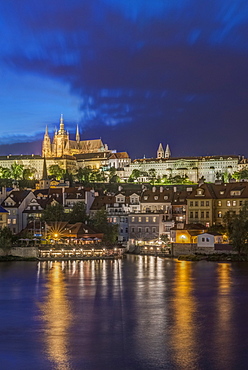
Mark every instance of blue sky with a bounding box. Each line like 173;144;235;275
1;0;248;158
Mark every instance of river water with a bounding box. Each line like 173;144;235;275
0;255;248;370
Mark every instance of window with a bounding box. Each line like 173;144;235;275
233;201;237;206
190;211;193;218
190;201;193;206
153;217;156;222
125;228;128;233
195;201;198;206
12;219;16;224
138;217;142;222
131;228;135;233
145;227;149;233
218;211;222;218
0;215;2;221
202;237;205;242
227;201;231;207
138;227;141;233
218;201;222;206
195;211;198;218
206;211;209;218
206;201;209;206
146;217;149;222
201;201;204;207
154;196;158;200
131;217;135;222
240;201;243;206
201;211;204;218
7;219;11;224
206;238;209;242
152;227;156;233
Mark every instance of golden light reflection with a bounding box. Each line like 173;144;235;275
214;263;233;369
171;261;198;369
38;262;72;369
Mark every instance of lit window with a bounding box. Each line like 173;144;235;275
146;217;149;222
218;201;222;206
138;217;142;222
227;201;231;207
233;201;237;206
153;217;156;222
7;219;11;224
132;217;135;222
218;211;222;218
12;219;16;224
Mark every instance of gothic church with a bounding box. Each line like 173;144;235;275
42;115;108;158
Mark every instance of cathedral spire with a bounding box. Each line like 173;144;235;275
45;125;49;136
59;114;64;132
76;124;80;143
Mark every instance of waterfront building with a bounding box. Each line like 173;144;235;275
0;205;8;229
1;190;35;234
187;181;248;226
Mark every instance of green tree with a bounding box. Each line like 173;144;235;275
76;166;92;184
90;209;118;244
23;167;36;180
41;203;67;222
11;162;24;180
68;202;88;224
0;227;13;254
49;165;65;180
129;169;141;183
233;169;248;180
226;204;248;254
148;168;157;184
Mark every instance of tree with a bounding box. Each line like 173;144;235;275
10;162;24;180
23;167;36;180
49;165;65;180
90;209;118;244
148;168;157;184
129;169;141;182
0;167;11;179
76;166;92;184
233;169;248;180
225;204;248;254
68;202;88;224
0;227;13;254
41;203;67;222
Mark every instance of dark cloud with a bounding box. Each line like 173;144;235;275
1;0;248;157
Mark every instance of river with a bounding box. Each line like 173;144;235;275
0;255;248;369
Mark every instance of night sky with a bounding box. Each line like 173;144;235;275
1;0;248;159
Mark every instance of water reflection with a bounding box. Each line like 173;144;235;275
38;262;72;370
170;261;198;369
214;263;233;369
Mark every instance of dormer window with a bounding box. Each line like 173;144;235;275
144;196;148;200
220;191;225;195
164;196;168;200
154;196;158;200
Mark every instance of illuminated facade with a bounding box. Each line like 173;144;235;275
42;114;109;158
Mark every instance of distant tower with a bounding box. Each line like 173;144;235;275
157;143;164;159
39;157;50;189
76;124;80;143
42;126;52;157
165;144;171;158
54;114;69;157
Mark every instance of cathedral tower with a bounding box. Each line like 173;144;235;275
42;126;52;157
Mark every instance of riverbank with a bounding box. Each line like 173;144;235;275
177;253;248;262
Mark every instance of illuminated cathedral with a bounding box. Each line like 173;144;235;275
42;115;108;158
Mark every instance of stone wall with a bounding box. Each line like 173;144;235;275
171;243;197;257
0;247;39;258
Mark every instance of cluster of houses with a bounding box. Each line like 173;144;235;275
1;173;248;256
